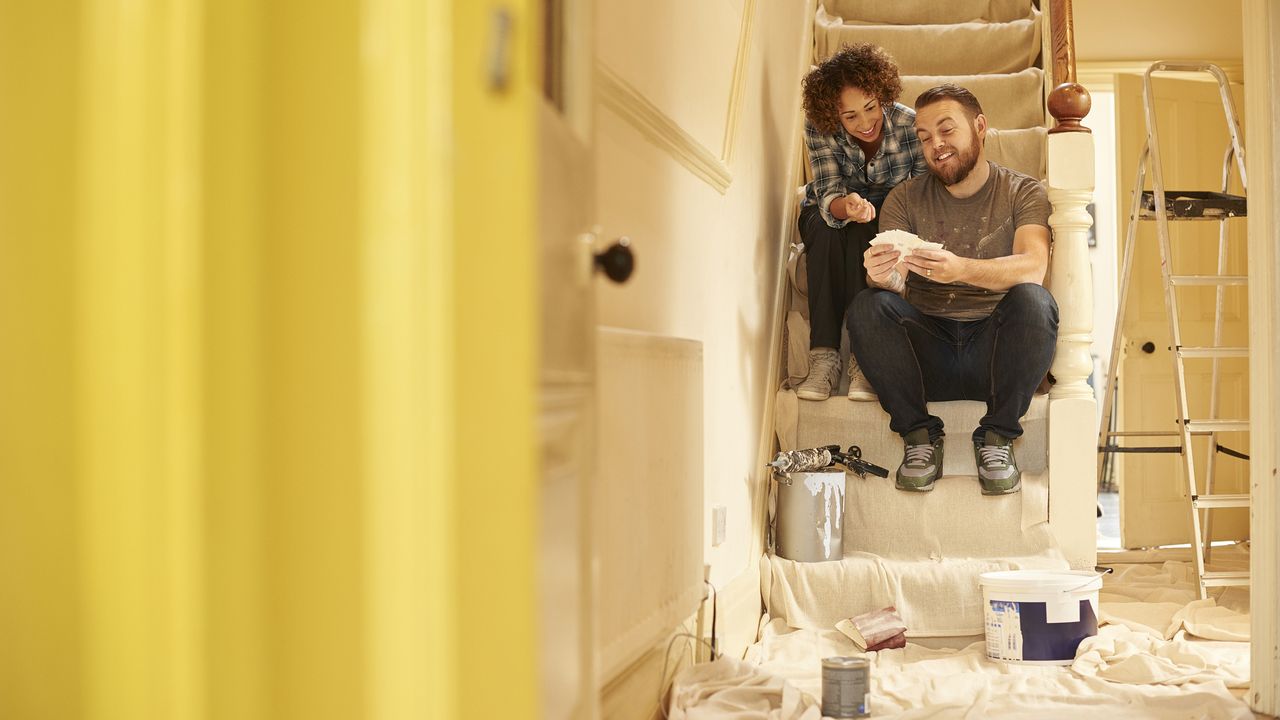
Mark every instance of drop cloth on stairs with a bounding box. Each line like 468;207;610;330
764;439;1065;635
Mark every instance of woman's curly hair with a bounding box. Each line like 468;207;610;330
802;44;902;135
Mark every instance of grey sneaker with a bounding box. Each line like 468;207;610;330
975;430;1021;495
796;348;840;401
846;355;877;401
896;428;943;492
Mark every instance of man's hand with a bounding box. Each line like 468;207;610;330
835;193;876;223
902;248;966;284
863;243;902;287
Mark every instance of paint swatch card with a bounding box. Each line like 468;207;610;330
870;229;943;258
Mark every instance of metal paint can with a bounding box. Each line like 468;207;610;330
821;656;869;718
775;470;845;562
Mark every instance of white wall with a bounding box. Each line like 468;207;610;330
594;0;808;591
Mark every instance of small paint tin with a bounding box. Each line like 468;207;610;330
821;656;869;718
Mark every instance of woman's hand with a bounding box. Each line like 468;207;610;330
837;193;876;223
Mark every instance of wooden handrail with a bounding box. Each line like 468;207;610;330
1050;0;1078;86
1048;0;1091;134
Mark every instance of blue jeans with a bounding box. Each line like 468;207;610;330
847;284;1059;443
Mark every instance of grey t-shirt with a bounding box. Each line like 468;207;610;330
879;161;1051;320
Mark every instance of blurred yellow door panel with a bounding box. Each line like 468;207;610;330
0;1;544;719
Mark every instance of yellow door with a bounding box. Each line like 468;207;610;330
0;1;554;718
1115;72;1250;548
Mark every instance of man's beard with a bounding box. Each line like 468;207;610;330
929;132;981;186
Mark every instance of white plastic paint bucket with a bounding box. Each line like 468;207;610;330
978;569;1103;665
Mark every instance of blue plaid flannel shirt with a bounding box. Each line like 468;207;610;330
802;101;927;228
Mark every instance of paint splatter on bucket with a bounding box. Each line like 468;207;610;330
775;470;844;562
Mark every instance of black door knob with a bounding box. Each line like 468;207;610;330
595;238;634;284
1141;341;1156;354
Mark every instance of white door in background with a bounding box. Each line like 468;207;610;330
1114;73;1249;549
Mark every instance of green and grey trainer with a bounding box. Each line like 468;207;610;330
975;430;1021;495
895;428;943;492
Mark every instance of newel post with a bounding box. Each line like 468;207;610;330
1046;83;1095;400
1044;0;1099;570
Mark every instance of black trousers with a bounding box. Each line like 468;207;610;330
798;203;879;350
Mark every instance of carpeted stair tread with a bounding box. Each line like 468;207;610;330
816;6;1042;76
822;0;1035;25
900;68;1046;130
985;127;1048;180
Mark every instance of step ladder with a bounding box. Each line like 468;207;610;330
1097;62;1250;600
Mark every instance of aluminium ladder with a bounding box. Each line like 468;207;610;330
1097;62;1250;600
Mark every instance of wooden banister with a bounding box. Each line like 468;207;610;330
1049;0;1079;86
1048;0;1091;134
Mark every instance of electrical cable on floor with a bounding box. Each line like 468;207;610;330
705;579;719;661
656;582;721;717
657;631;715;720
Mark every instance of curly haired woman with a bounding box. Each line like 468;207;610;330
795;43;926;401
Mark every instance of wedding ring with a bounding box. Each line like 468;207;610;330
926;268;933;277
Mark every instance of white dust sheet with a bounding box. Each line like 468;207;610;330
669;547;1255;719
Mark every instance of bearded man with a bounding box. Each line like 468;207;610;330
847;84;1058;496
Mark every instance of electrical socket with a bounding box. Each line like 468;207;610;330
712;505;727;546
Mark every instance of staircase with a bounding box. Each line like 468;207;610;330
765;0;1098;637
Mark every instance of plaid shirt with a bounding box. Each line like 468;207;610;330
802;102;927;228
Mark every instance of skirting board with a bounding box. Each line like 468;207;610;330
600;566;763;719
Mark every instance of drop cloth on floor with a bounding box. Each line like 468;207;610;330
673;552;1255;718
1099;544;1251;642
669;622;1252;719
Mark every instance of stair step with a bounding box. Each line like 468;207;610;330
816;5;1042;76
1170;275;1247;286
1178;346;1249;359
842;471;1052;559
1201;571;1250;588
763;552;1069;636
823;0;1033;25
1192;493;1250;509
790;392;1049;477
900;68;1045;130
1183;419;1250;433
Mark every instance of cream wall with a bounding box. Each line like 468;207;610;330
594;0;807;591
1074;0;1243;62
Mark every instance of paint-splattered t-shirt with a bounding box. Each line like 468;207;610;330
879;161;1051;320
